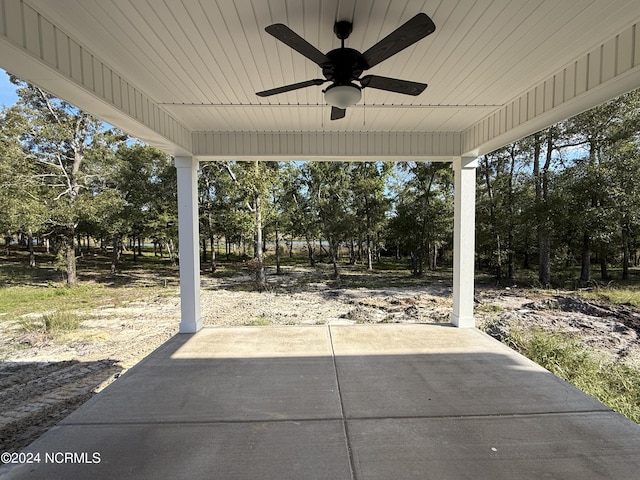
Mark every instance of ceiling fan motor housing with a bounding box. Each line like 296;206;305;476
323;48;365;85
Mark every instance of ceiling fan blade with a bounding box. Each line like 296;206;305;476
265;24;330;66
362;13;435;69
360;75;427;96
331;106;346;120
256;79;326;97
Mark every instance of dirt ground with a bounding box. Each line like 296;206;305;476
1;266;639;454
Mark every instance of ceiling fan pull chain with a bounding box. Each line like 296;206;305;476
363;88;366;126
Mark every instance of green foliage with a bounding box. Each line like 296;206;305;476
474;88;640;285
388;162;453;275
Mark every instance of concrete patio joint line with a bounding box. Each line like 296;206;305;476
328;325;357;480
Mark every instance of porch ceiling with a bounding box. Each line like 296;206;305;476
2;0;640;159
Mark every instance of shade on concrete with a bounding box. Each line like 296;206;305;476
1;324;639;480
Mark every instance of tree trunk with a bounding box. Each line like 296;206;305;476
76;234;83;259
599;244;609;280
430;242;438;271
507;233;515;281
275;228;282;275
65;232;77;286
580;231;591;282
329;239;339;279
28;234;36;268
481;155;502;282
110;235;121;274
305;236;315;266
410;252;417;276
210;235;217;273
253;190;266;287
622;226;630;280
349;238;356;265
535;132;552;286
538;236;551;286
166;240;176;266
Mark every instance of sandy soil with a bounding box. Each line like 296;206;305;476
1;267;639;453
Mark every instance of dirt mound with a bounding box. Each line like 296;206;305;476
476;291;640;364
524;296;640;333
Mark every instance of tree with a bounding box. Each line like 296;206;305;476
304;162;354;278
563;91;640;282
99;143;174;272
351;162;392;269
222;161;278;289
389;162;453;276
0;105;47;266
276;163;320;266
10;77;120;284
609;142;640;279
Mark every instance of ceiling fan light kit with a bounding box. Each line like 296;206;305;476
324;83;362;108
257;13;436;120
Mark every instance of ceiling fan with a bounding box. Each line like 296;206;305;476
256;13;436;120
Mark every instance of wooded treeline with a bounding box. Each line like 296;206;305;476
1;76;640;287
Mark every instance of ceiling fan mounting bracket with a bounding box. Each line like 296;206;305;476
333;21;353;40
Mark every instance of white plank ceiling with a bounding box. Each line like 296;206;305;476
22;0;640;133
0;0;634;159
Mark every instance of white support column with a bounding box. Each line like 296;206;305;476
452;156;478;328
175;156;202;333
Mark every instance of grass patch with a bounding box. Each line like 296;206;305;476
0;283;173;321
0;285;95;317
42;311;82;332
16;310;85;343
247;316;271;326
579;287;640;308
475;303;504;314
493;326;640;423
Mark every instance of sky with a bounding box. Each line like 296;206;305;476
0;68;18;107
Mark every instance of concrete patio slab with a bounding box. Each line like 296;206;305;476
348;412;640;480
1;324;639;480
2;421;352;480
59;327;342;424
330;325;609;417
